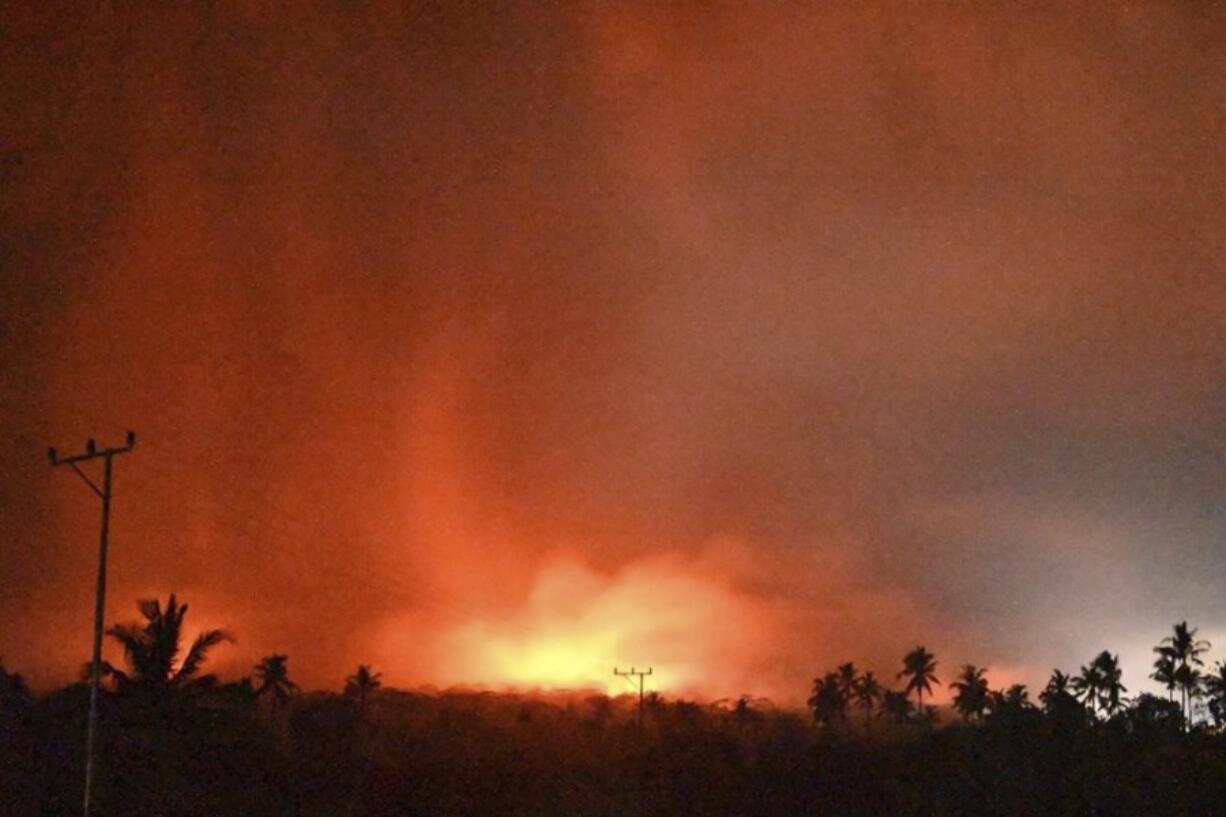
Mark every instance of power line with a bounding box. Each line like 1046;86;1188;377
49;430;136;817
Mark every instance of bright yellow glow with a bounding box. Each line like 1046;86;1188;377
484;627;623;693
406;554;775;699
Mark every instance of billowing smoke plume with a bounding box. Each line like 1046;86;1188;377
2;2;1223;702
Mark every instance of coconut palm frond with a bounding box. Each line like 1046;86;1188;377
175;629;232;684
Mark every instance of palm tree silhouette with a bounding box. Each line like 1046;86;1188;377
1150;652;1177;703
1039;669;1080;717
1072;660;1105;718
1040;669;1069;699
1158;621;1210;726
949;665;989;722
1202;660;1226;729
254;654;297;708
345;664;382;710
898;646;939;714
1174;662;1204;727
852;672;882;734
881;690;913;724
985;684;1033;721
836;662;858;699
1003;684;1031;708
104;594;230;696
808;671;847;728
1092;651;1127;717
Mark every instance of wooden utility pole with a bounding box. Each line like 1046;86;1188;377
614;666;653;726
49;431;136;817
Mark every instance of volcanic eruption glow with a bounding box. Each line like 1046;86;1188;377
377;553;791;699
3;2;1223;708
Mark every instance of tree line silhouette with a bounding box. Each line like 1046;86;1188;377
2;595;1226;815
809;625;1226;733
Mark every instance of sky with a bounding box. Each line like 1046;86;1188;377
2;2;1224;705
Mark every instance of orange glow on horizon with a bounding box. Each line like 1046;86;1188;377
465;624;624;694
378;552;789;701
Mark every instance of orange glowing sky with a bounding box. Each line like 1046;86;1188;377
2;2;1224;705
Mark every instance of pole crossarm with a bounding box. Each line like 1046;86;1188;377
614;666;653;685
50;445;135;465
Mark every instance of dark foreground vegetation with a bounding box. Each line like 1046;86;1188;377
3;598;1226;816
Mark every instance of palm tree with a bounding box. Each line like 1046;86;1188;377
1092;651;1127;717
1003;684;1031;708
852;672;882;734
1039;669;1080;717
1174;662;1204;727
836;662;858;699
254;654;297;708
949;665;989;722
345;664;382;710
1040;669;1069;705
104;594;230;697
1150;652;1177;702
881;690;913;724
898;646;939;713
808;671;847;728
1072;660;1105;718
985;684;1034;723
1202;661;1226;729
1159;621;1211;726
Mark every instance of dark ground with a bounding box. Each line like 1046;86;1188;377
3;680;1225;817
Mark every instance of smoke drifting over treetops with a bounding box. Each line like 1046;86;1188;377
2;2;1223;701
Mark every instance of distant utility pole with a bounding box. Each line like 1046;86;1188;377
614;666;653;726
49;431;136;817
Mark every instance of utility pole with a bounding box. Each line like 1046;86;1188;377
614;666;653;726
49;430;136;817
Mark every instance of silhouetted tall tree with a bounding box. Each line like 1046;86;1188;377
881;690;913;724
1039;669;1081;718
1175;662;1204;728
1150;652;1177;703
1092;651;1127;717
836;662;858;699
1202;660;1226;729
808;671;847;728
987;684;1033;718
1040;669;1068;703
1158;621;1210;727
852;672;882;734
949;664;989;722
254;654;297;709
104;594;230;697
1072;660;1105;718
345;664;382;710
899;646;939;714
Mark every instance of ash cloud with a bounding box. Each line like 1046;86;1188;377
2;2;1224;699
